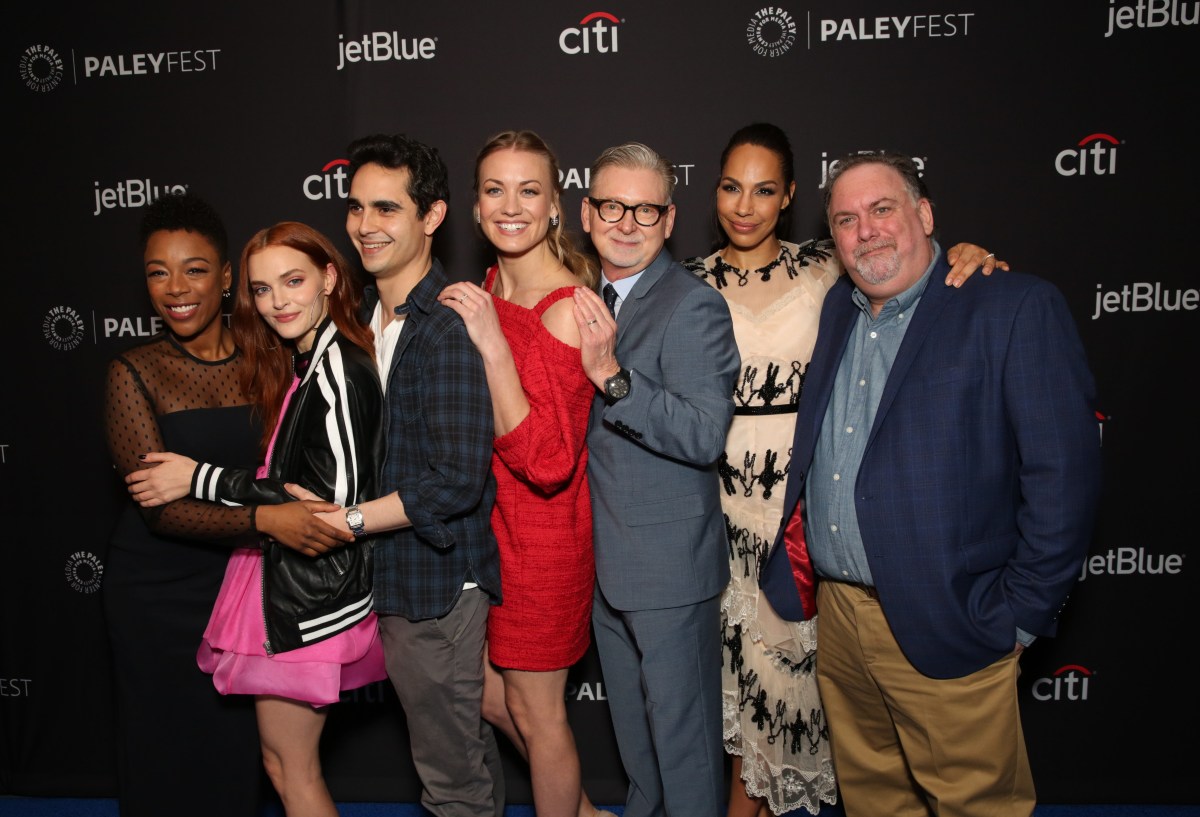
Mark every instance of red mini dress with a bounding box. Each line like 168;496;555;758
484;267;595;671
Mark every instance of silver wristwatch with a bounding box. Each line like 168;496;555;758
345;505;366;539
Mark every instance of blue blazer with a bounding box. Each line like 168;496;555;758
587;250;739;611
762;251;1102;679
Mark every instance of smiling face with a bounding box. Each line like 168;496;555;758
346;163;439;283
247;244;335;353
716;143;794;256
143;228;231;342
827;161;934;309
476;148;558;259
582;165;675;281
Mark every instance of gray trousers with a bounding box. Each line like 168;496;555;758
379;588;505;817
592;586;725;817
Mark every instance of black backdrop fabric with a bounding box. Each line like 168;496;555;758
4;0;1196;805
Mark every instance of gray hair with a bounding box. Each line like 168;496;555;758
823;151;930;225
589;141;676;203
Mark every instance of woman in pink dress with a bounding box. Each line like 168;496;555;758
127;222;386;817
440;131;612;817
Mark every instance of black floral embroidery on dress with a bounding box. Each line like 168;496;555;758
685;239;833;290
723;617;828;757
719;446;791;505
725;514;771;580
734;360;806;411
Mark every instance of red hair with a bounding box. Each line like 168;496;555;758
231;221;374;458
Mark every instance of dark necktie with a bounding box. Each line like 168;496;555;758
603;283;619;319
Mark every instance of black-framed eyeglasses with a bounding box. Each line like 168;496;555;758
586;197;671;227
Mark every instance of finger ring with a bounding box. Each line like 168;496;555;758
587;319;597;325
459;295;468;303
983;253;995;260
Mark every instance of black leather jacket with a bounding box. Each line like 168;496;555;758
191;318;384;653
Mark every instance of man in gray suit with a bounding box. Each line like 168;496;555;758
571;142;740;817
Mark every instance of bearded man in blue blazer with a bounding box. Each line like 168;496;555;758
761;151;1102;817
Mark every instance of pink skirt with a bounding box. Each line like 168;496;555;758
197;547;387;707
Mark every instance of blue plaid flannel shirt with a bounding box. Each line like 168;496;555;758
362;260;501;620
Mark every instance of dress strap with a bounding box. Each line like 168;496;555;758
532;286;579;318
482;264;579;317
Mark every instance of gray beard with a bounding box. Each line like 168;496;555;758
854;248;900;285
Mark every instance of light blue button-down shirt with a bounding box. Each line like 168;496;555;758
805;242;940;586
600;272;641;317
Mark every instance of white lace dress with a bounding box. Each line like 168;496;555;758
686;239;841;815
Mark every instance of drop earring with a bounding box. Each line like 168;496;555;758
550;214;560;227
222;288;231;298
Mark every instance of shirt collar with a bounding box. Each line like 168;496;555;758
600;270;642;302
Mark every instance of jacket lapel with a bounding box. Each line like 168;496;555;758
613;250;672;345
867;252;952;447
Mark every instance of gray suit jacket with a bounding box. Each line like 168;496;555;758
587;250;740;611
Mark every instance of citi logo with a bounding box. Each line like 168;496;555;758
1078;546;1184;582
304;159;351;201
1105;0;1198;36
819;151;926;189
560;12;621;54
336;32;437;70
1031;664;1092;702
1055;133;1119;177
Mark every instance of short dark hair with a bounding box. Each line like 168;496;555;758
823;151;930;224
138;191;228;264
346;133;450;218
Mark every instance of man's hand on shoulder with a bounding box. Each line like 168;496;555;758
573;286;621;389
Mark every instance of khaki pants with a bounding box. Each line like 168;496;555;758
816;581;1035;817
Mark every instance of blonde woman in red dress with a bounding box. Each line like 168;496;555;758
440;130;613;817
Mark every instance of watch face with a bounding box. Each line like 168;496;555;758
605;371;630;399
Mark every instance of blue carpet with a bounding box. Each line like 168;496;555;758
1;801;1199;817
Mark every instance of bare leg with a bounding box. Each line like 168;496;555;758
502;668;580;817
483;649;611;817
255;695;337;817
482;649;527;755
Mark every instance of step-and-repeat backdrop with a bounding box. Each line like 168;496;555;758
4;0;1195;805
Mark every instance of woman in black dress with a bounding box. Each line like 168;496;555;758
103;193;345;816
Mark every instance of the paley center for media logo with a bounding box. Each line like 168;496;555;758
19;44;64;92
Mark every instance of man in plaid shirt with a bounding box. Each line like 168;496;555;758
313;133;505;817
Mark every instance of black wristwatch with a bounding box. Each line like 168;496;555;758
603;367;631;402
